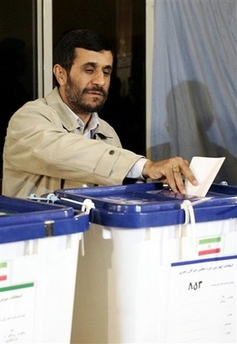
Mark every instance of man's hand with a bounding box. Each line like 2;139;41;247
142;157;198;194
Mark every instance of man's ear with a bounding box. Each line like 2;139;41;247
53;64;67;86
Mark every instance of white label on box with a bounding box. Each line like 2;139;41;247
0;282;35;343
166;256;236;343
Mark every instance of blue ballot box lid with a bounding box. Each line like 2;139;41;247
0;196;89;243
54;183;237;229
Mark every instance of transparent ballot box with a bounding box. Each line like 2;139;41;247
0;195;89;344
55;182;237;343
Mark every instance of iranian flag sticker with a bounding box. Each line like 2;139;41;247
198;236;222;257
0;262;8;283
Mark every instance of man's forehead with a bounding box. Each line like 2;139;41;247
74;47;113;65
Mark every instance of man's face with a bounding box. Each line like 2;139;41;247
64;47;113;115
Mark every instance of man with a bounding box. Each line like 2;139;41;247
2;29;197;198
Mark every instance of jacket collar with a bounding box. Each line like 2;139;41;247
45;87;80;132
45;87;111;138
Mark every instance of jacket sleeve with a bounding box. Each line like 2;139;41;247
4;103;145;186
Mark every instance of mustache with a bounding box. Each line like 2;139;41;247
83;87;108;97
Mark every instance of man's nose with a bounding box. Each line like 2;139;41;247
91;70;106;86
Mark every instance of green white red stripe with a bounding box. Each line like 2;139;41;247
198;236;222;256
0;262;7;282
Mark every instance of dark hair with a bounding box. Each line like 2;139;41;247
53;29;114;73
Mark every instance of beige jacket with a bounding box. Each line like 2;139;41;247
3;88;143;198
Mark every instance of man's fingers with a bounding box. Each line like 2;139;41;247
142;157;198;194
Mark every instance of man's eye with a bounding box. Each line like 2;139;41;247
85;68;94;73
103;70;111;76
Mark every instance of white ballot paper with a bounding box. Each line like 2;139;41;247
185;156;226;197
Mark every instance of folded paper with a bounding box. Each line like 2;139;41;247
185;156;226;197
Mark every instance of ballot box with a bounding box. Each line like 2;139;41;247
0;195;89;344
55;182;237;343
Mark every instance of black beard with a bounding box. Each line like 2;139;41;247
65;79;108;113
70;94;107;113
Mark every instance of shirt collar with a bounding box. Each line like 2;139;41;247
64;103;99;137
